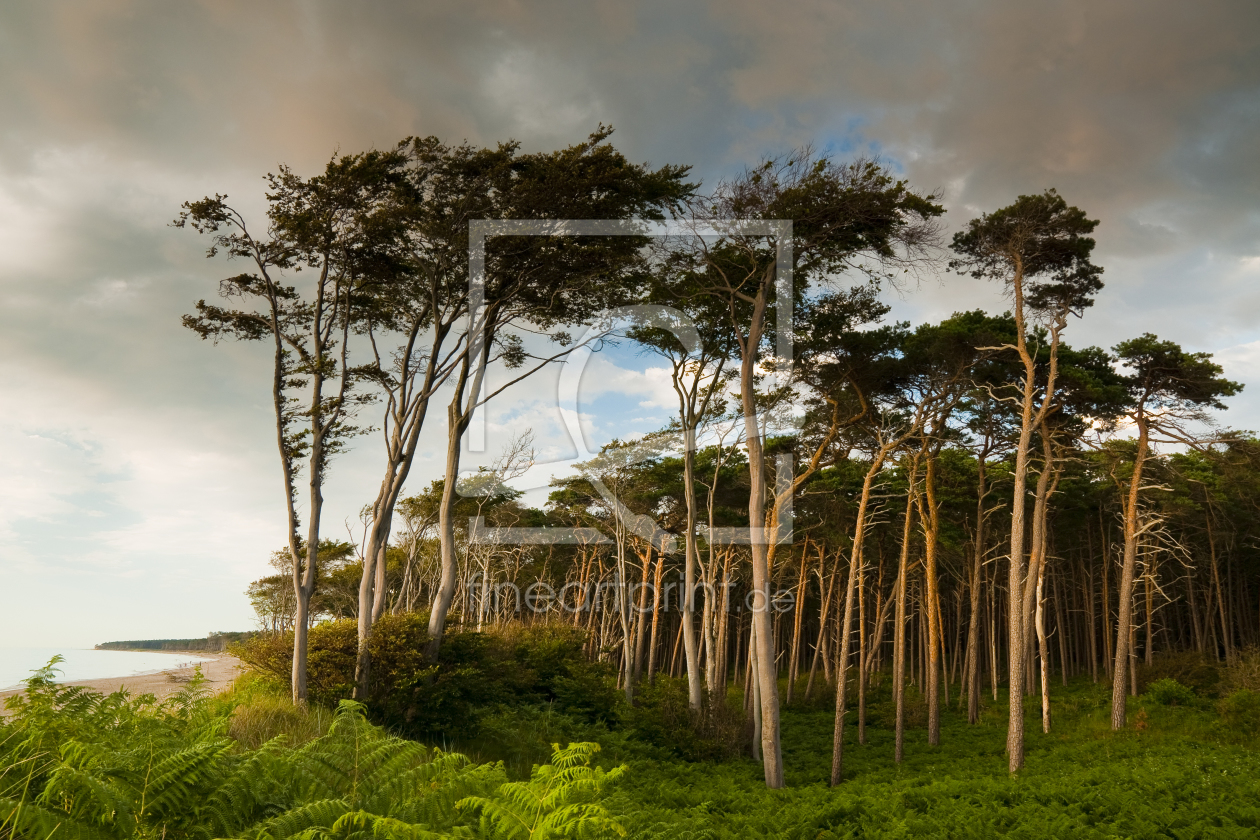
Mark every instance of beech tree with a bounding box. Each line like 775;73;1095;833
351;137;547;698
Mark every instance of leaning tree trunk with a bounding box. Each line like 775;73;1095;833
428;342;492;658
428;393;469;657
830;449;894;785
786;545;809;705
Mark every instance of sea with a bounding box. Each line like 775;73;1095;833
0;647;214;691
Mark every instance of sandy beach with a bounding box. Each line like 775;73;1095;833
0;653;243;711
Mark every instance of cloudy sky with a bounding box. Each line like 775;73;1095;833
1;1;1258;647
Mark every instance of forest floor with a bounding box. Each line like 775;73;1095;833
591;678;1260;838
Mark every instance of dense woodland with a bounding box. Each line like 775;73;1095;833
174;130;1260;792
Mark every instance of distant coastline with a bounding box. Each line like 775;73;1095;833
95;631;257;653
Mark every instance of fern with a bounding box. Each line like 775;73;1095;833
459;743;626;840
0;660;629;840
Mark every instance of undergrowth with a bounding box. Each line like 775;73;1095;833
5;645;1260;838
0;657;623;839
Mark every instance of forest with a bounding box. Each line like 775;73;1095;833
4;130;1260;838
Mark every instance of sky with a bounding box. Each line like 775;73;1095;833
1;0;1258;647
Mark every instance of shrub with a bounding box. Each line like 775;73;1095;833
1222;646;1260;693
223;683;334;749
628;676;749;762
230;616;617;747
1137;651;1222;697
1217;688;1260;735
1144;677;1197;707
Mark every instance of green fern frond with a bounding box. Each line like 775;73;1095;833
325;809;453;840
37;762;135;829
457;743;626;840
0;794;116;840
239;797;352;839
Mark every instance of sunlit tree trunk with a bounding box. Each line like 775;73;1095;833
1111;417;1149;729
893;474;917;765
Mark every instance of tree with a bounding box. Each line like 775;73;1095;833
178;150;405;702
949;188;1103;771
424;128;692;657
678;152;942;788
352;137;521;698
1107;334;1241;729
629;302;735;712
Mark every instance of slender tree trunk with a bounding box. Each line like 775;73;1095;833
856;549;867;743
892;483;916;765
1208;518;1231;661
1035;562;1050;733
1111;418;1149;729
917;453;943;747
680;425;704;710
786;545;809;705
831;448;896;785
806;559;839;702
1101;511;1114;677
633;546;653;681
648;550;665;681
1144;565;1155;667
429;355;483;655
742;361;783;786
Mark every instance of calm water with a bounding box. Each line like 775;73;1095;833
0;647;214;691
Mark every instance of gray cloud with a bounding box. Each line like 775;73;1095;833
0;0;1257;644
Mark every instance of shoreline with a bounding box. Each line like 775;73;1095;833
0;653;243;711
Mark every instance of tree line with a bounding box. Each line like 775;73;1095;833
180;131;1249;789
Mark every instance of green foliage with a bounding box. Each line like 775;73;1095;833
607;680;1260;839
625;678;748;762
0;659;622;840
460;743;625;839
1217;690;1260;735
220;673;335;750
1144;678;1198;707
1138;651;1223;698
235;621;618;744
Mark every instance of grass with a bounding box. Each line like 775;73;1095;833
217;672;335;750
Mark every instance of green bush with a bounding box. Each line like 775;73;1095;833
1217;688;1260;735
1138;651;1222;697
627;677;749;762
1145;677;1198;707
234;617;620;745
